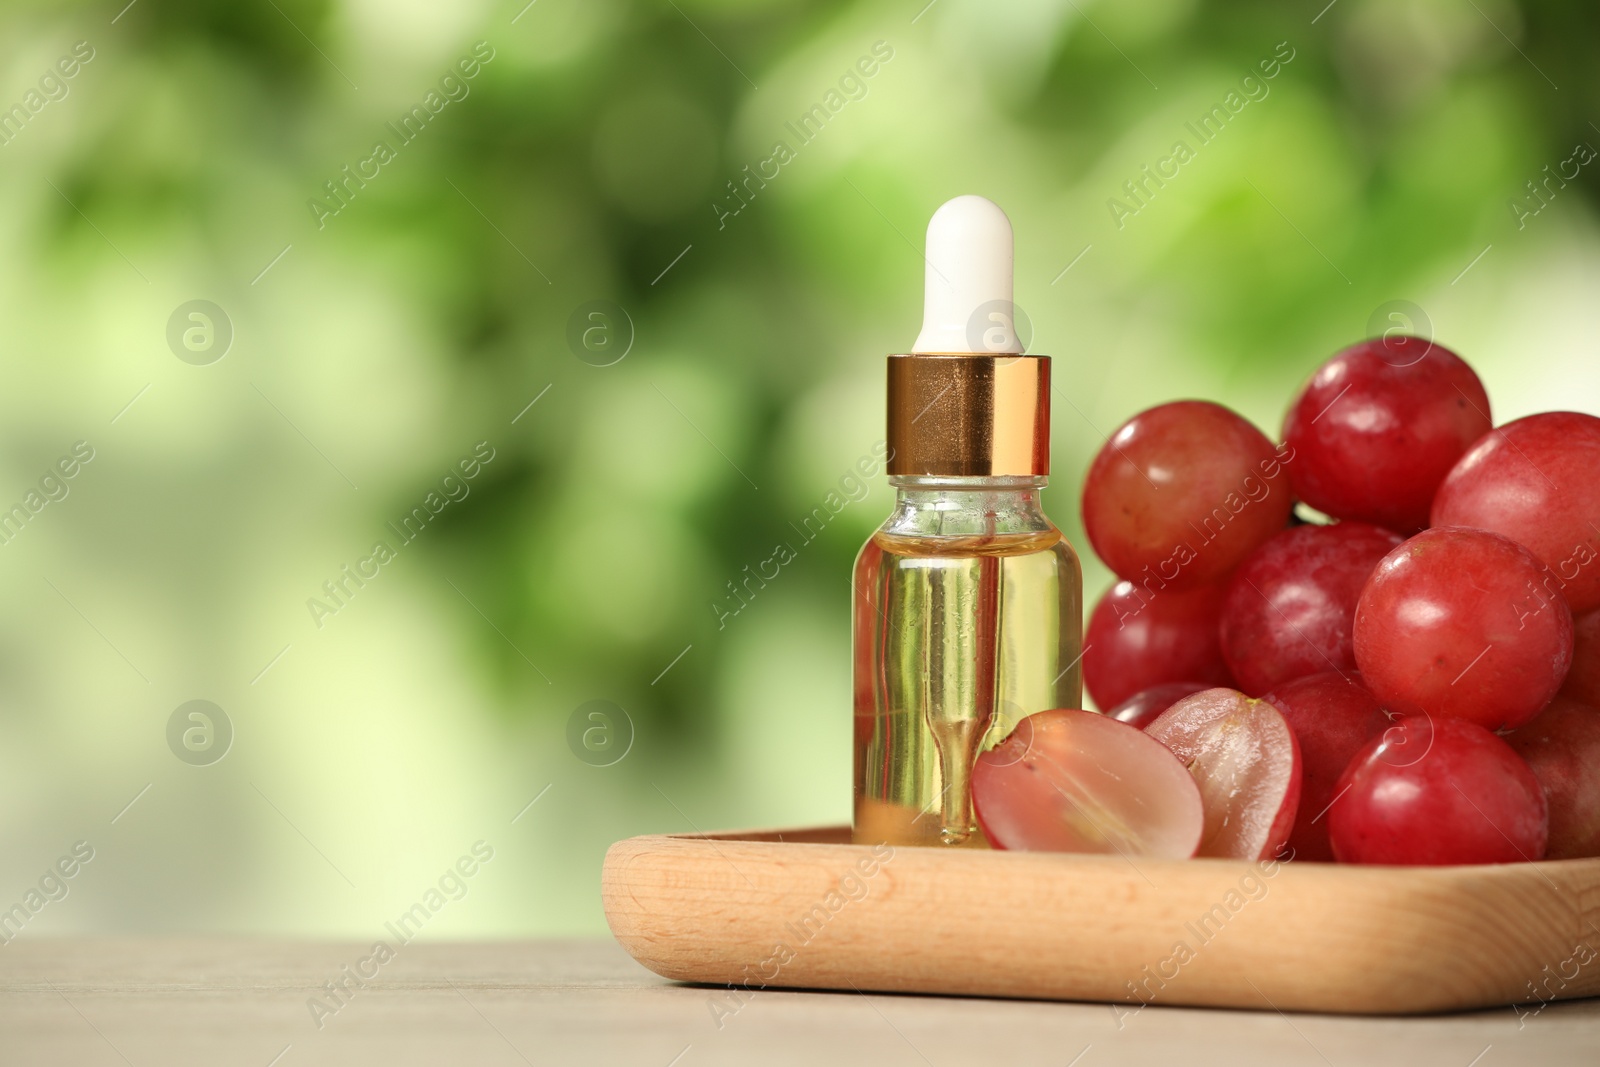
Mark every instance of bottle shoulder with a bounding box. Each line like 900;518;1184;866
871;484;1064;547
869;525;1074;560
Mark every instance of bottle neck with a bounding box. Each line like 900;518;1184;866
881;475;1054;540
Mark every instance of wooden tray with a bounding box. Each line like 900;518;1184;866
603;826;1600;1015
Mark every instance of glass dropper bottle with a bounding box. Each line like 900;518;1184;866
852;196;1083;848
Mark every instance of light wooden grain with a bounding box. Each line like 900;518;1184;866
603;826;1600;1015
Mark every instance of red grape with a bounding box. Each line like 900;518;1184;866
1329;716;1547;865
1082;401;1293;590
973;709;1203;858
1562;607;1600;707
1146;688;1301;860
1508;697;1600;860
1261;672;1390;862
1431;411;1600;614
1107;681;1213;730
1220;522;1403;694
1282;337;1491;533
1084;580;1234;711
1352;527;1573;731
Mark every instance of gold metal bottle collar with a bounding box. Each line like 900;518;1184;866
886;353;1051;478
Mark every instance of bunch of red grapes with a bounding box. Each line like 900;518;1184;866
970;336;1600;866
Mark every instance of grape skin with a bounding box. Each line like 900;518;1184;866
1085;581;1233;711
1082;401;1293;590
1508;696;1600;860
1282;337;1491;533
1261;672;1389;862
1107;681;1213;730
1329;716;1547;866
1562;607;1600;707
1432;411;1600;614
1221;522;1402;695
1352;526;1573;732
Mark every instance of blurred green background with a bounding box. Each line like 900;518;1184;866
1;0;1598;938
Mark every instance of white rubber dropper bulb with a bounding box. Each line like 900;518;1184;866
911;194;1022;355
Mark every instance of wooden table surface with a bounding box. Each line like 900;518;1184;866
0;938;1595;1066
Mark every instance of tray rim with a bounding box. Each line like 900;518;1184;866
623;823;1600;877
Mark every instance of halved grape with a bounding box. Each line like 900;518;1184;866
1082;401;1293;589
1329;716;1547;866
1432;411;1600;613
1145;688;1301;860
973;709;1203;859
1220;522;1402;694
1261;672;1390;862
1282;337;1491;533
1107;681;1213;730
1084;580;1233;711
1508;696;1600;860
1352;526;1574;731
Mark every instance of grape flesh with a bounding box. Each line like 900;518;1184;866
1221;522;1402;694
1329;716;1547;865
1145;688;1301;860
1282;337;1491;533
1352;527;1573;731
1082;401;1293;590
972;709;1203;858
1261;672;1390;862
1084;580;1233;711
1432;411;1600;614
